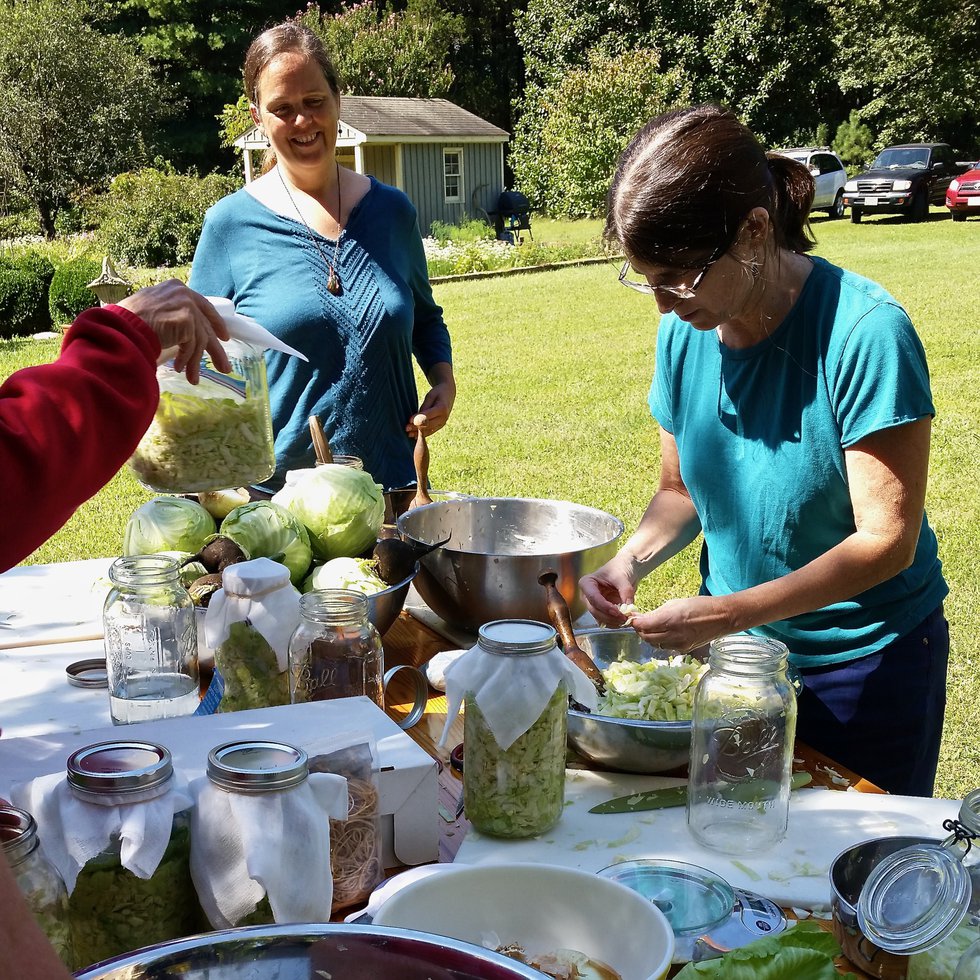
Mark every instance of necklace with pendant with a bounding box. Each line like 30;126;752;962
278;162;343;296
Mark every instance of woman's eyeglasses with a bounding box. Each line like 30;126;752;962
618;241;728;299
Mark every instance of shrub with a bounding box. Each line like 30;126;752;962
89;166;239;268
428;218;493;245
8;249;55;295
0;263;49;339
48;257;101;329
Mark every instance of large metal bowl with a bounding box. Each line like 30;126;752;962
567;628;694;774
74;923;547;979
396;497;624;631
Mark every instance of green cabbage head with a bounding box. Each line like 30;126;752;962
273;465;384;561
219;500;313;586
123;496;216;556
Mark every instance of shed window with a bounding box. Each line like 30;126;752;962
443;148;463;203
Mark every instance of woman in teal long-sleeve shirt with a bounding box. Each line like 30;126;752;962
190;22;454;492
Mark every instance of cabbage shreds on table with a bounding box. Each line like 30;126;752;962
597;657;708;722
130;390;273;493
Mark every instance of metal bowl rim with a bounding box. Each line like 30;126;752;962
396;497;626;556
369;560;419;597
73;922;547;979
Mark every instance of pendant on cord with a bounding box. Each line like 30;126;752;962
327;268;342;296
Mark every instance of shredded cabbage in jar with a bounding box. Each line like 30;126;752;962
597;657;708;721
130;390;274;493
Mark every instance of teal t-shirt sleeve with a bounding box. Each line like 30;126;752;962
188;210;234;299
648;315;675;433
830;303;935;447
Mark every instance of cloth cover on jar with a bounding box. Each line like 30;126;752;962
189;769;347;928
11;772;193;892
204;557;300;672
439;643;599;750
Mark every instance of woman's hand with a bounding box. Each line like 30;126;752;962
408;362;455;436
580;553;639;627
117;280;231;384
629;595;735;655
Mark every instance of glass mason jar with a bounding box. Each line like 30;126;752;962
288;590;383;707
463;620;567;839
0;805;74;967
687;635;798;854
65;741;201;968
129;338;275;494
857;788;980;979
103;555;200;725
205;740;312;926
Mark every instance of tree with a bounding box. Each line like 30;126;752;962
0;0;163;237
828;0;980;151
110;0;294;170
833;110;875;172
513;49;691;218
297;0;464;98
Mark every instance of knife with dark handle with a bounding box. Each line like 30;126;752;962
588;771;812;813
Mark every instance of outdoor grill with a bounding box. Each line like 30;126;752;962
492;190;533;243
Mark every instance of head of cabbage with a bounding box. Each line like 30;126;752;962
272;465;384;561
219;500;313;586
123;496;216;556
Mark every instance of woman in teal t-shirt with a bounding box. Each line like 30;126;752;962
581;105;948;796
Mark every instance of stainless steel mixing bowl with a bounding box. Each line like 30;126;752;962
395;497;624;631
74;923;548;979
567;628;694;774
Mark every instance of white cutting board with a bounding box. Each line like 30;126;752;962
453;770;959;910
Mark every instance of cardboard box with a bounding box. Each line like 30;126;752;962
0;697;439;868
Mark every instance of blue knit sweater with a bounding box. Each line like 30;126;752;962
189;177;451;491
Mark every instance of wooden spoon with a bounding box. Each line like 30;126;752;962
408;413;433;509
308;416;333;465
538;569;606;695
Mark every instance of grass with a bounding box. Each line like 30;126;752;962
2;207;978;797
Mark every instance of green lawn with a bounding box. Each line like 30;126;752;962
3;208;978;797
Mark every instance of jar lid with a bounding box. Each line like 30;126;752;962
477;619;557;656
598;860;735;936
65;658;109;689
857;842;972;953
207;740;309;793
67;741;174;804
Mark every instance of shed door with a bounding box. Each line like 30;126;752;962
363;145;397;187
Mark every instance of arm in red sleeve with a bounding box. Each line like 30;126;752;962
0;305;162;571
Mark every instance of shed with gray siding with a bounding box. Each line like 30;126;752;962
234;96;509;236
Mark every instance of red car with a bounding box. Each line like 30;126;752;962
947;162;980;221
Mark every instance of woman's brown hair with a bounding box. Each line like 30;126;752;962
606;104;816;267
244;21;341;105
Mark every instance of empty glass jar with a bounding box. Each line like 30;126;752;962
687;635;798;854
103;554;200;725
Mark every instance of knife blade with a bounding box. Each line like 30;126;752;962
588;770;812;814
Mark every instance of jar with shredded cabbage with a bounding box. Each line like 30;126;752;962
129;338;275;493
0;806;74;968
64;741;202;968
461;621;567;839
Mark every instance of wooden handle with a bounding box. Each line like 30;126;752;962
308;416;333;464
410;414;433;508
538;570;605;691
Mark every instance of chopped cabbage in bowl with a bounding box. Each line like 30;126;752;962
597;657;708;722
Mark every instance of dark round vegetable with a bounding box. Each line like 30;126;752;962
183;536;246;574
188;573;223;607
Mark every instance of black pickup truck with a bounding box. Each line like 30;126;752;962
843;143;963;222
